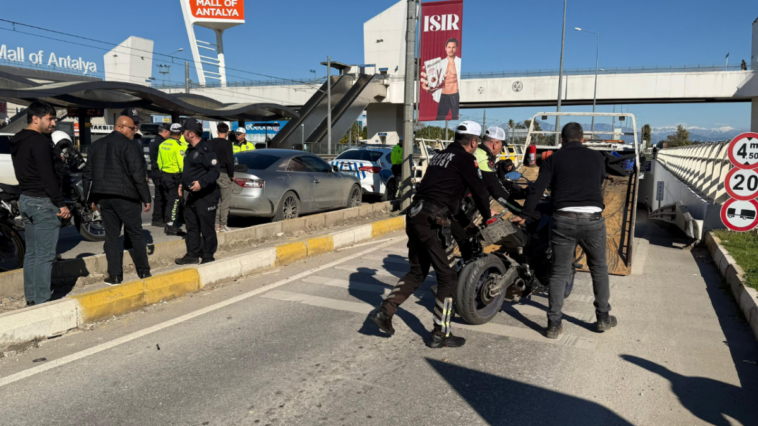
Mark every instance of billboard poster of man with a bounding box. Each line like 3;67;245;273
419;0;463;122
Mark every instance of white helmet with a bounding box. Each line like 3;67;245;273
51;131;72;146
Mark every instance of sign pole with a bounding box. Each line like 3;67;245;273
401;0;418;210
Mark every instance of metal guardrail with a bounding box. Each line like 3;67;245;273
656;142;732;204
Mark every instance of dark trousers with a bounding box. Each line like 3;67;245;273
436;92;460;120
161;173;182;227
184;191;220;259
381;211;458;335
151;174;166;223
548;214;610;322
99;197;150;277
391;164;401;178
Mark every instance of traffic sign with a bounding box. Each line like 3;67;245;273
727;132;758;169
725;168;758;200
721;198;758;232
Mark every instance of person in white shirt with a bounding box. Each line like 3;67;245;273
421;38;462;120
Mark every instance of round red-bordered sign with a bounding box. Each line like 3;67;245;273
727;132;758;169
725;167;758;201
721;198;758;232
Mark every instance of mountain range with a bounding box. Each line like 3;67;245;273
533;121;747;144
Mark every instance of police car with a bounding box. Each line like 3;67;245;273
329;147;397;201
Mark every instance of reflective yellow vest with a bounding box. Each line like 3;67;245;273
157;137;187;173
233;141;256;153
391;144;403;165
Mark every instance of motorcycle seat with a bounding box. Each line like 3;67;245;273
0;183;22;195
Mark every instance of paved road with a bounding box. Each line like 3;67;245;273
0;213;756;425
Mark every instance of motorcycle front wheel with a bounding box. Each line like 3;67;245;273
0;222;25;271
456;254;509;325
74;205;107;242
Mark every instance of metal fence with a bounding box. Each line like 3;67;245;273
656;142;732;204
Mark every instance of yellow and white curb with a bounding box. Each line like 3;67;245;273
0;216;406;348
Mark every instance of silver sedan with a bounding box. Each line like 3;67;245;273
229;149;363;221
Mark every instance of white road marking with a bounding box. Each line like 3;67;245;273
336;238;395;251
262;290;597;350
0;237;405;389
361;254;409;264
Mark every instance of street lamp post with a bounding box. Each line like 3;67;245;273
554;0;567;145
310;69;317;81
575;27;599;136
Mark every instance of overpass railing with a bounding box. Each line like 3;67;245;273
656;142;731;204
462;64;754;79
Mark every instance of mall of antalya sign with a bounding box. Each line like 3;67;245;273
0;44;97;75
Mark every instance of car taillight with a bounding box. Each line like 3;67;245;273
233;178;264;188
358;166;382;173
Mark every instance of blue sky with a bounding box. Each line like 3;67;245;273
1;0;756;131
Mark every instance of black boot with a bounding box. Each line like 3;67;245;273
165;226;185;236
426;332;466;348
546;319;563;339
151;220;166;227
596;312;618;332
370;310;395;335
138;270;152;279
175;255;200;265
200;257;215;264
104;275;123;286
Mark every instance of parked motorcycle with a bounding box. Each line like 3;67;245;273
0;184;25;272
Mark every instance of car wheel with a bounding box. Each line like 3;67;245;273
274;191;300;222
348;185;362;208
381;178;398;202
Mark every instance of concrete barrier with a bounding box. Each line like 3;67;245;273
0;201;394;300
705;232;758;342
0;212;406;348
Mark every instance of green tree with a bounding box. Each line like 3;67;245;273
664;124;692;147
507;119;516;129
360;125;367;139
641;124;652;149
416;125;454;140
339;122;363;144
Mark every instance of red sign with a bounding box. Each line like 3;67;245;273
725;167;758;201
190;0;244;21
721;198;758;232
419;0;463;122
727;132;758;169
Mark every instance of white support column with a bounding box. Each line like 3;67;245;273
179;1;206;86
752;97;758;132
215;29;227;88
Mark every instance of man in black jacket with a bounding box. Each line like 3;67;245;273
512;122;615;338
149;123;171;227
83;116;152;285
10;101;70;306
209;123;235;232
371;121;492;348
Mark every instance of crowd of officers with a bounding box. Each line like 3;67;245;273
371;119;615;348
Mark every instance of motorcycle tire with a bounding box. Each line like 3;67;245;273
456;254;509;325
74;210;107;242
0;222;25;272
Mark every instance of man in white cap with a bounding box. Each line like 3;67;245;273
474;126;513;207
370;120;492;348
232;127;255;153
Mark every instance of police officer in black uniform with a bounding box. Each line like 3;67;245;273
370;121;492;348
175;118;221;265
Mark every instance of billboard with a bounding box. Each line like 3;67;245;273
233;122;285;143
183;0;245;29
419;0;463;122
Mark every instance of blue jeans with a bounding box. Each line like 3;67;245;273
548;214;611;322
19;195;61;304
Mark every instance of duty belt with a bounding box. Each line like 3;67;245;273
553;211;603;220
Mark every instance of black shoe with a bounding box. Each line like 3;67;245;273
138;270;152;279
596;313;618;332
175;255;200;265
546;319;563;339
26;301;35;307
426;332;466;348
151;220;166;227
370;310;395;335
165;226;186;236
200;257;215;264
104;275;123;286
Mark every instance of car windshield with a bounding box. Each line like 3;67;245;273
236;153;282;170
335;150;383;162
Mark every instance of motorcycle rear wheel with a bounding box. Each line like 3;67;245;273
456;254;509;325
0;222;25;271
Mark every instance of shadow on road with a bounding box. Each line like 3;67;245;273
350;258;428;340
426;358;633;425
621;355;758;426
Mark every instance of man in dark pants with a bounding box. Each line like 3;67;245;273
150;123;171;227
512;122;615;338
370;121;492;348
175;118;220;265
157;124;187;235
83;116;152;285
209;123;235;232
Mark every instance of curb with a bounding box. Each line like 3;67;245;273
704;232;758;341
0;215;406;348
0;201;395;300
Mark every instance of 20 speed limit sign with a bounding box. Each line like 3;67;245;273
727;132;758;169
725;168;758;200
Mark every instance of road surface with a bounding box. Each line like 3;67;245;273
0;213;756;425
